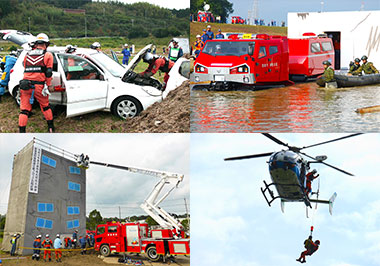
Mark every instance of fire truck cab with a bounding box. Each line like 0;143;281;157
95;222;190;262
192;34;291;90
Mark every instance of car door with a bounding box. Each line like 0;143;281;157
56;53;108;117
163;58;189;98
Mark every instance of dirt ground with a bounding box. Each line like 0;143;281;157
0;80;189;133
0;252;190;265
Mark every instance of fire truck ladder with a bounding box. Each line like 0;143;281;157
76;155;185;237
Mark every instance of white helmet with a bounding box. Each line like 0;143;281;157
65;44;76;53
10;50;17;57
35;33;50;44
172;38;179;43
90;42;101;49
124;43;128;47
38;235;42;238
196;34;201;38
56;234;60;238
13;233;17;237
143;52;154;62
46;234;49;238
311;169;317;174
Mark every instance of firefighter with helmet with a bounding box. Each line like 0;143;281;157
122;43;131;65
168;38;183;62
54;234;62;262
10;233;21;256
32;235;42;260
139;52;174;91
193;35;204;58
353;55;379;75
42;234;53;262
19;33;54;133
348;58;361;75
0;50;18;102
305;169;319;195
296;238;320;263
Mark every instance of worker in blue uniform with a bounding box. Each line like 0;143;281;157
122;44;131;65
0;51;18;102
215;29;224;39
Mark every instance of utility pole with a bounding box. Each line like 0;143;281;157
84;15;87;38
28;17;31;32
184;198;189;231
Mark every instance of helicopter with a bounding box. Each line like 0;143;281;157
224;133;362;215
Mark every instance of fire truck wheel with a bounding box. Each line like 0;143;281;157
100;244;111;257
146;246;161;262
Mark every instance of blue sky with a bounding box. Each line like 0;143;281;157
228;0;380;24
0;134;190;217
191;133;380;266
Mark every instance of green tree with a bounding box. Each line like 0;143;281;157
191;0;233;23
181;218;190;231
145;216;158;227
86;209;103;230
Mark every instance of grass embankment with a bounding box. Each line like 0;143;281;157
190;21;287;45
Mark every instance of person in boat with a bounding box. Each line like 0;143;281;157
353;55;379;75
348;58;361;75
322;60;335;83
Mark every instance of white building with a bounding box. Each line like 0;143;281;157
288;10;380;70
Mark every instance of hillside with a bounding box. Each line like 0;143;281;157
190;21;287;44
0;0;189;39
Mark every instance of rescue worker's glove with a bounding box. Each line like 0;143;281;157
42;84;50;97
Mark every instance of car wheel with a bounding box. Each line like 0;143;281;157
13;86;21;106
111;96;143;119
146;246;162;262
100;244;110;257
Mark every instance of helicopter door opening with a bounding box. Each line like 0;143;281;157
324;31;341;70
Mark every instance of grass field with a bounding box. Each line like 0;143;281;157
190;21;287;45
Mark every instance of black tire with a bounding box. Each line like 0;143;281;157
100;244;110;257
12;86;21;106
111;96;143;119
146;246;162;262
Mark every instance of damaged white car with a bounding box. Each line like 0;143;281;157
3;30;190;119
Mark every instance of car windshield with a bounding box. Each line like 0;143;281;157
90;52;125;77
202;41;253;56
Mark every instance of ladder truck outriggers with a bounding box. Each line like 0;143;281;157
76;154;190;262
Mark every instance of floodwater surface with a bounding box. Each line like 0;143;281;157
190;83;380;132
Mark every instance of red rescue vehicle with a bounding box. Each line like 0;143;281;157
94;221;190;261
231;16;245;24
192;33;334;90
197;11;214;23
289;33;334;81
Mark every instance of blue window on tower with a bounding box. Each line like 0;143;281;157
68;181;81;192
37;203;54;212
67;219;80;229
41;155;57;168
67;206;80;215
69;166;81;175
36;218;53;229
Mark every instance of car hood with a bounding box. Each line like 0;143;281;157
123;44;152;74
0;30;35;49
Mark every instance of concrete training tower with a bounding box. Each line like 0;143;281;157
2;138;86;255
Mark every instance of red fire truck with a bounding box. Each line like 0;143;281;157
231;16;245;24
192;33;334;89
94;221;190;261
197;10;214;23
75;155;190;262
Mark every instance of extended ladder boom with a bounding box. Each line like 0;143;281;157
76;154;185;236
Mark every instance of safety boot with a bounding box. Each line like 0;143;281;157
47;120;55;133
19;126;26;133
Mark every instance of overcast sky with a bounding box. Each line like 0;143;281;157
0;134;190;218
191;133;380;266
100;0;189;10
228;0;380;24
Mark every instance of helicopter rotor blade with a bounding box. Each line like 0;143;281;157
224;152;274;161
301;153;354;176
262;133;289;148
301;133;363;150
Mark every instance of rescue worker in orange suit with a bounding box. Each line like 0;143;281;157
305;169;319;195
296;237;320;263
193;35;204;58
32;235;41;260
139;52;174;91
18;33;54;133
42;234;53;262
